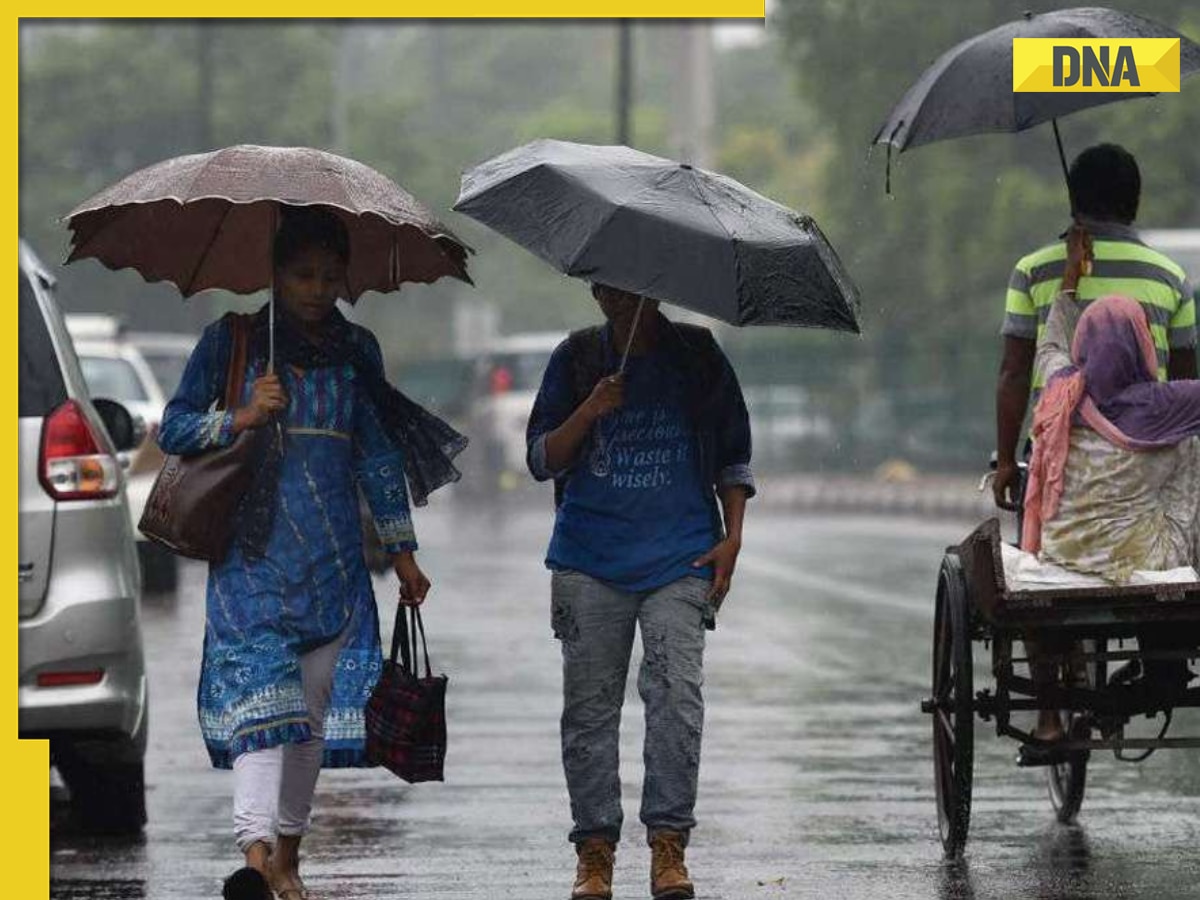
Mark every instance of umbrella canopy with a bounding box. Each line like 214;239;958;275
873;7;1200;154
454;139;861;334
64;144;472;299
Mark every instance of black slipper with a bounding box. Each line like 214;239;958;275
222;866;272;900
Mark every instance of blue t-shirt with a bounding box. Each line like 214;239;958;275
530;341;719;592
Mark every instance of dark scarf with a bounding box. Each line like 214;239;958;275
603;312;727;431
238;306;468;558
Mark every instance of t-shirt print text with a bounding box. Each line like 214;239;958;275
606;404;692;490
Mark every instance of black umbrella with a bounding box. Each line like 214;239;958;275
872;7;1200;200
454;139;861;335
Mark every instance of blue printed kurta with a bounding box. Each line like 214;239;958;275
159;315;416;769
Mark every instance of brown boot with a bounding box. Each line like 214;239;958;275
649;831;695;900
571;838;616;900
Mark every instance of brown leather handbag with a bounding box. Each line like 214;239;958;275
138;314;264;562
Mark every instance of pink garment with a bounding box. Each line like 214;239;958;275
1022;296;1159;553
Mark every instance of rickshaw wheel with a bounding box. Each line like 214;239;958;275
1047;640;1102;823
1047;718;1088;823
933;553;974;858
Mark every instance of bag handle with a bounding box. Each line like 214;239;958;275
389;605;433;680
218;314;251;412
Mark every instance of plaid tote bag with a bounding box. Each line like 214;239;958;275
365;605;447;782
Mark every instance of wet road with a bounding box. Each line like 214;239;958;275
50;504;1200;899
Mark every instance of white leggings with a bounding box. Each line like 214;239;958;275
232;627;349;852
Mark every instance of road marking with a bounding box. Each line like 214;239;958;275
738;553;929;616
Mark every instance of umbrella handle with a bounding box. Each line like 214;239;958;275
268;203;278;373
618;295;646;375
883;119;903;197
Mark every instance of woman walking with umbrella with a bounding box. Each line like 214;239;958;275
162;206;454;896
456;139;861;900
64;147;471;899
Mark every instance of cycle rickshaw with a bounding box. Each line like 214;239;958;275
927;516;1200;857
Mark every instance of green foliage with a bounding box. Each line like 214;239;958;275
20;12;1197;472
774;0;1200;468
21;21;824;352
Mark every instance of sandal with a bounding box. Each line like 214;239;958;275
1016;741;1074;767
269;869;311;900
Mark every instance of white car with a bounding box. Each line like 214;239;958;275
20;240;148;832
65;315;178;592
126;330;197;399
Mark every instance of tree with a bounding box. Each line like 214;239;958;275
774;0;1200;468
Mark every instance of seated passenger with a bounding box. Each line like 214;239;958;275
1019;229;1199;744
1024;294;1200;582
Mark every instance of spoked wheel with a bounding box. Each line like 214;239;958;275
932;553;974;858
1047;639;1103;824
1047;718;1089;823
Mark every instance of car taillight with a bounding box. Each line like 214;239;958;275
37;670;104;688
39;400;120;501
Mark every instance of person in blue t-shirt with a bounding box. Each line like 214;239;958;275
526;282;755;900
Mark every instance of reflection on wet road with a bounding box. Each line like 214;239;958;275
51;505;1200;898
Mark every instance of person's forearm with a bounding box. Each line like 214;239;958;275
544;403;600;473
996;373;1031;465
231;406;261;434
1034;292;1077;384
717;484;747;545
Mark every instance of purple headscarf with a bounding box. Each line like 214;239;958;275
1071;295;1200;449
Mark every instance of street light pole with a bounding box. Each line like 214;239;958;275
332;23;357;153
616;20;633;145
196;23;214;150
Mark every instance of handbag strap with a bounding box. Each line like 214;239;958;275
390;603;412;673
218;314;251;411
389;605;433;680
411;607;433;680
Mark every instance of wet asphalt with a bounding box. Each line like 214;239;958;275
49;500;1200;899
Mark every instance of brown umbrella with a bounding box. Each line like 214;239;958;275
64;144;471;296
64;144;472;366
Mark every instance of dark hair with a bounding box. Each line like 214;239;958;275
590;282;641;302
1068;144;1140;224
272;205;351;270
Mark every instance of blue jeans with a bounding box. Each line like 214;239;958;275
551;570;709;845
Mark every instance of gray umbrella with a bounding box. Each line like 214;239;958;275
873;7;1200;195
454;139;861;334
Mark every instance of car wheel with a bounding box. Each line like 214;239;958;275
138;541;178;593
54;733;147;834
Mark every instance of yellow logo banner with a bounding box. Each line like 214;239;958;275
1013;38;1180;93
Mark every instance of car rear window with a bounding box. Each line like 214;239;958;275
19;273;67;417
140;352;189;397
79;356;149;402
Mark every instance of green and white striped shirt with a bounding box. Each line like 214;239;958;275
1003;219;1196;390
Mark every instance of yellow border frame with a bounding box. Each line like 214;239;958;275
12;15;49;896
